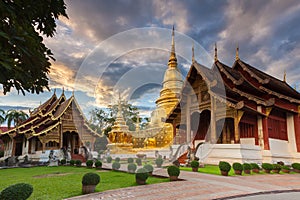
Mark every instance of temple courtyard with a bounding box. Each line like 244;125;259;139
1;162;300;200
69;166;300;200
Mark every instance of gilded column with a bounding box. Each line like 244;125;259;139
186;95;191;143
210;96;217;143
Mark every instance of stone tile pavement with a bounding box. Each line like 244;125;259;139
66;165;300;200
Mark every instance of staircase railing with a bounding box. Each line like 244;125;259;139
170;143;189;162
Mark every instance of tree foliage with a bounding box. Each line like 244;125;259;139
0;0;68;95
0;109;5;125
5;109;29;128
89;102;140;137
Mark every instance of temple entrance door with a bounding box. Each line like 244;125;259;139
15;142;23;156
217;118;234;144
191;110;211;145
63;131;80;155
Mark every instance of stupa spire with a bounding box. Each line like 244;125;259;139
214;42;218;62
283;70;286;82
168;25;177;68
192;42;195;62
117;93;123;118
236;43;239;61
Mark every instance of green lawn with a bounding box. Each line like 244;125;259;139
0;166;168;200
180;165;297;176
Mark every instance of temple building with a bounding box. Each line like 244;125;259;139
0;91;100;162
167;44;300;164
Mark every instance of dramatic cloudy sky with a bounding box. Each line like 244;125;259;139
1;0;300;119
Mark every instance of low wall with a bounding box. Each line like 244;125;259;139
196;144;262;165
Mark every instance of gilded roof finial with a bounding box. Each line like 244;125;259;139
171;25;175;54
168;25;177;68
283;70;286;82
72;89;75;96
214;42;218;62
235;43;239;61
62;87;65;94
53;88;56;94
192;42;195;63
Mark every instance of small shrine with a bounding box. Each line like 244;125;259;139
107;95;133;153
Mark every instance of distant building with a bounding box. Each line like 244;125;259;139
0;127;11;154
167;45;300;164
0;92;101;162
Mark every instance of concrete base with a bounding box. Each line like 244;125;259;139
195;143;300;165
196;144;262;165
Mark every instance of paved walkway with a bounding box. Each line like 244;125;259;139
67;165;300;200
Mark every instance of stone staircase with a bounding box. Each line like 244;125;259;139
71;154;86;163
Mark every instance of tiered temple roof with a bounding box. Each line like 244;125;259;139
167;53;300;122
0;91;100;138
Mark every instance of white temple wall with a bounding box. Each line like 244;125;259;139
286;113;297;153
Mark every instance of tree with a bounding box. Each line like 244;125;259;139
0;0;68;95
0;109;5;125
5;109;29;128
89;108;110;133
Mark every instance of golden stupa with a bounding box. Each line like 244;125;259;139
132;26;183;149
106;27;183;152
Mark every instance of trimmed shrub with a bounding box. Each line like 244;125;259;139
232;162;243;171
219;161;231;172
155;158;163;167
191;160;199;168
95;160;102;168
0;183;33;200
86;160;94;168
70;160;75;166
292;163;300;170
135;168;149;181
282;165;290;170
262;163;273;170
75;160;82;167
243;163;251;170
127;163;137;172
136;158;142;166
143;164;154;173
273;164;282;170
167;165;180;177
106;156;112;163
112;161;121;170
250;163;260;169
127;158;134;163
82;173;100;185
60;159;66;165
115;157;120;162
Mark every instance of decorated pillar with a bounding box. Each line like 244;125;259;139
294;114;300;152
210;96;217;143
59;123;63;148
262;107;271;150
234;110;243;144
262;117;270;150
186;95;191;143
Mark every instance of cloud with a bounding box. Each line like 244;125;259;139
3;0;300;119
49;62;76;90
